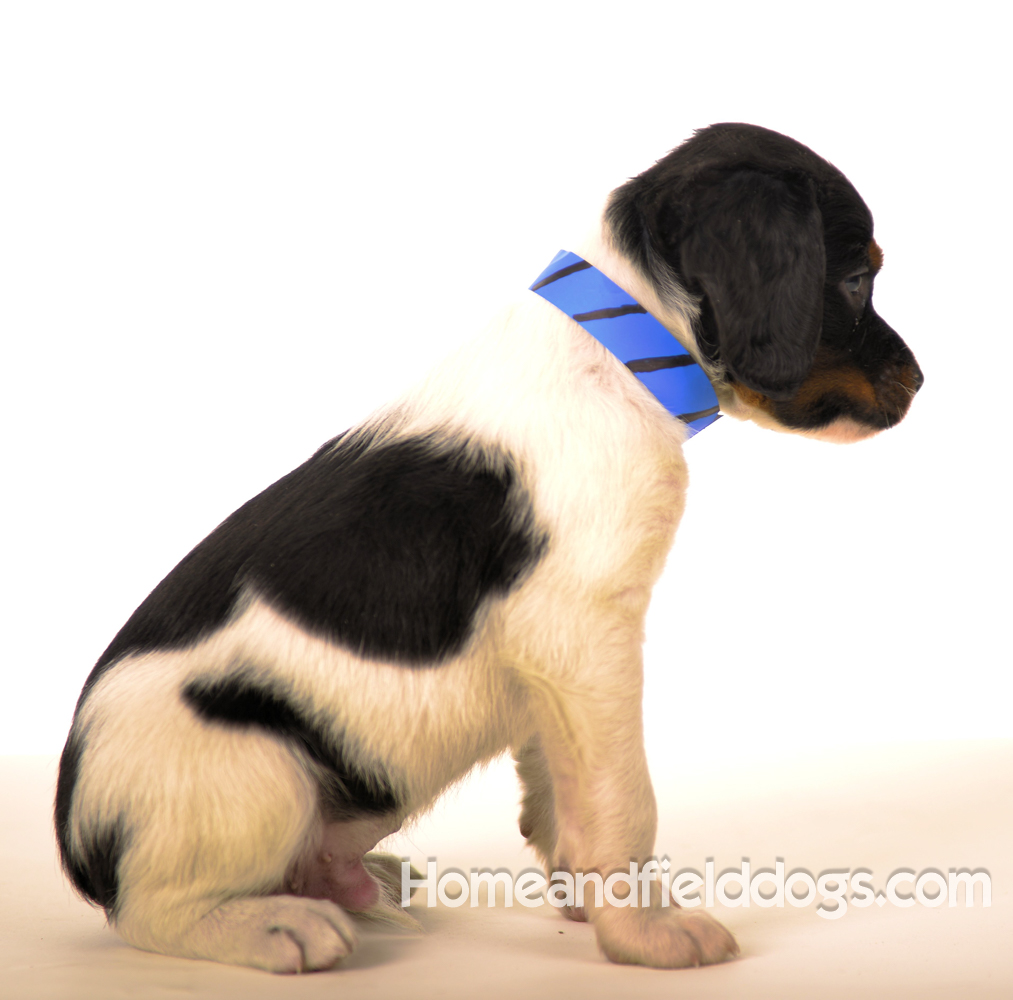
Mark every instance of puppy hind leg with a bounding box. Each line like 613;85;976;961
153;895;358;973
107;731;359;972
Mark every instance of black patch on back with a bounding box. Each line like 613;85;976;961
54;731;128;914
81;433;546;697
182;672;397;818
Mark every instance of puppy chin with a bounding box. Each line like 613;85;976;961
720;386;888;444
801;417;881;444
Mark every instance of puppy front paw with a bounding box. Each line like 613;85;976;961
594;907;738;968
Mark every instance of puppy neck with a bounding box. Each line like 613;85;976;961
572;212;706;371
530;243;721;437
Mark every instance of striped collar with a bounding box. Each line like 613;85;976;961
530;250;720;438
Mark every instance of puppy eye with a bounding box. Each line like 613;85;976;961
844;274;864;293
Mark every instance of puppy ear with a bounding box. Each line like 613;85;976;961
680;170;825;399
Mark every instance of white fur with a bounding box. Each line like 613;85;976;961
68;218;765;971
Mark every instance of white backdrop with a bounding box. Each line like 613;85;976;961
1;2;1009;760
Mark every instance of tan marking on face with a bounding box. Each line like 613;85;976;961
730;384;775;413
731;366;878;412
729;355;886;435
868;239;884;273
794;363;878;409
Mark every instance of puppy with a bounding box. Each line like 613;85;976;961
55;123;922;972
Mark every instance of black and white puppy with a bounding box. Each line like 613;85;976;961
55;123;922;972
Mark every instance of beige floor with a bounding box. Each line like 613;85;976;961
3;741;1009;999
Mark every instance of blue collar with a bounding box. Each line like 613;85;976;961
530;250;720;438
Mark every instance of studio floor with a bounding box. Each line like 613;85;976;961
3;740;1009;1000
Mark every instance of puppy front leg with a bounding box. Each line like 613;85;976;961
514;735;557;866
530;672;738;968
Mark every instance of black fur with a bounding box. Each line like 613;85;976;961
57;430;544;913
80;431;546;700
51;125;922;957
55;732;128;912
182;672;397;818
679;170;825;399
769;280;922;432
606;123;880;400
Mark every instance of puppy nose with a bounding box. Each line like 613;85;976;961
909;363;925;392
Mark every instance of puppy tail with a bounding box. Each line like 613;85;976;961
355;853;423;931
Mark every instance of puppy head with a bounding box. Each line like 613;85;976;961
606;123;923;441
